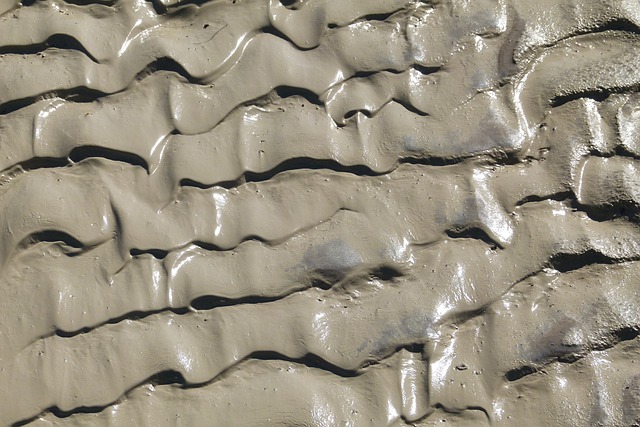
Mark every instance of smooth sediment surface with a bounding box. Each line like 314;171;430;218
0;0;639;426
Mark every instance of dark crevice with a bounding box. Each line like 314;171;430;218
0;34;98;62
614;326;640;342
179;178;220;189
180;157;380;190
563;18;640;46
450;305;488;326
189;294;281;311
191;240;223;251
358;10;403;24
3;147;148;175
613;144;640;161
352;70;383;79
273;86;323;106
551;84;640;109
0;87;110;116
149;369;186;386
12;156;70;172
243;158;377;181
130;248;169;259
343;109;372;120
69;146;149;171
400;342;425;354
328;6;412;30
574;199;640;222
11;404;106;426
587;18;640;37
261;26;307;50
370;265;404;282
54;307;189;339
465;405;492;421
505;365;537;381
399;155;466;167
178;151;517;191
19;230;84;249
341;98;427;121
517;19;640;71
10;369;185;426
412;63;441;75
446;227;501;249
49;405;105;419
309;277;332;290
56;0;115;5
250;351;360;378
516;191;573;207
548;250;621;273
188;263;405;311
134;57;201;84
507;329;640;383
278;0;303;10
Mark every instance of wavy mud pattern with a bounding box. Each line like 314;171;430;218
0;0;639;425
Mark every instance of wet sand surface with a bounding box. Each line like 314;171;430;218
0;0;639;425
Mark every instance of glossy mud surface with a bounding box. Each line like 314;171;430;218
0;0;639;426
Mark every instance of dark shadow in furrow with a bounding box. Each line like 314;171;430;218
11;405;106;427
260;26;309;50
411;63;442;76
611;145;640;161
349;64;440;80
133;57;202;84
446;228;501;249
614;326;640;342
8;370;186;426
190;265;404;310
248;351;360;378
9;343;428;426
516;191;573;207
341;99;427;125
11;156;70;172
0;57;204;116
18;230;84;250
369;265;404;282
129;248;169;259
273;86;323;106
505;365;537;382
180;157;381;190
244;157;379;181
1;147;148;175
0;34;99;62
49;261;404;340
189;294;284;311
54;307;190;338
69;146;149;170
578;202;640;223
589;18;640;36
0;87;111;116
21;0;114;6
551;84;640;110
326;7;410;30
548;250;632;273
277;0;302;10
506;329;640;383
518;190;639;223
61;0;115;5
7;355;356;425
546;18;640;57
398;155;471;167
